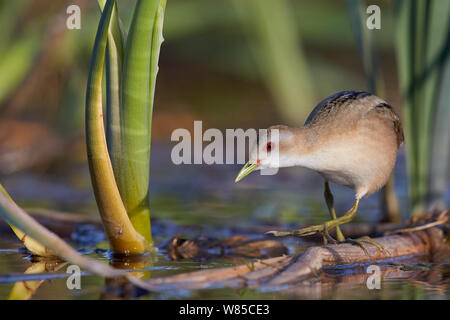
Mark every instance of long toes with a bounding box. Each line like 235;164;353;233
346;237;390;255
265;230;293;237
344;238;373;255
325;235;338;244
357;236;390;254
295;230;318;237
299;224;326;235
266;224;327;238
264;229;322;237
295;228;324;237
322;230;338;244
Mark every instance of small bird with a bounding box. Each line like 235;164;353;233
235;91;403;248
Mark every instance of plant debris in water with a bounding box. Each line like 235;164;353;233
166;233;287;261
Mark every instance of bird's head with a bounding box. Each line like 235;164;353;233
235;125;299;182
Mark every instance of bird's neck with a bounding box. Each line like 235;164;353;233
288;126;322;168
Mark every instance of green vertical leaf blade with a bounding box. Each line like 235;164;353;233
86;0;148;254
427;0;450;208
395;0;450;213
99;0;126;187
119;0;166;242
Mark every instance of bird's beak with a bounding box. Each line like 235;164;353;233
235;161;258;183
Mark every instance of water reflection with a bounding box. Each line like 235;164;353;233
100;254;154;300
0;244;448;300
8;258;67;300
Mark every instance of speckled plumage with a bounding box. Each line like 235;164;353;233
305;90;403;147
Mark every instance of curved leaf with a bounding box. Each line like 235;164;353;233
86;0;148;254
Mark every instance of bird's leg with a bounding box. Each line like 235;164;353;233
345;236;387;254
267;197;387;254
324;181;345;242
294;198;360;237
321;224;338;245
268;199;360;237
297;196;387;253
327;197;387;253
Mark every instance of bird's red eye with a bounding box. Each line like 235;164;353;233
266;142;273;151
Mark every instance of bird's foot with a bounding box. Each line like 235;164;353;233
266;221;336;245
267;225;389;255
344;236;389;255
266;224;325;237
321;226;339;245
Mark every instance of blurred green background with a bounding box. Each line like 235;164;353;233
0;0;399;158
0;0;448;215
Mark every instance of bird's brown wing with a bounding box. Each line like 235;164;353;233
372;102;404;147
305;91;404;147
304;90;371;126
